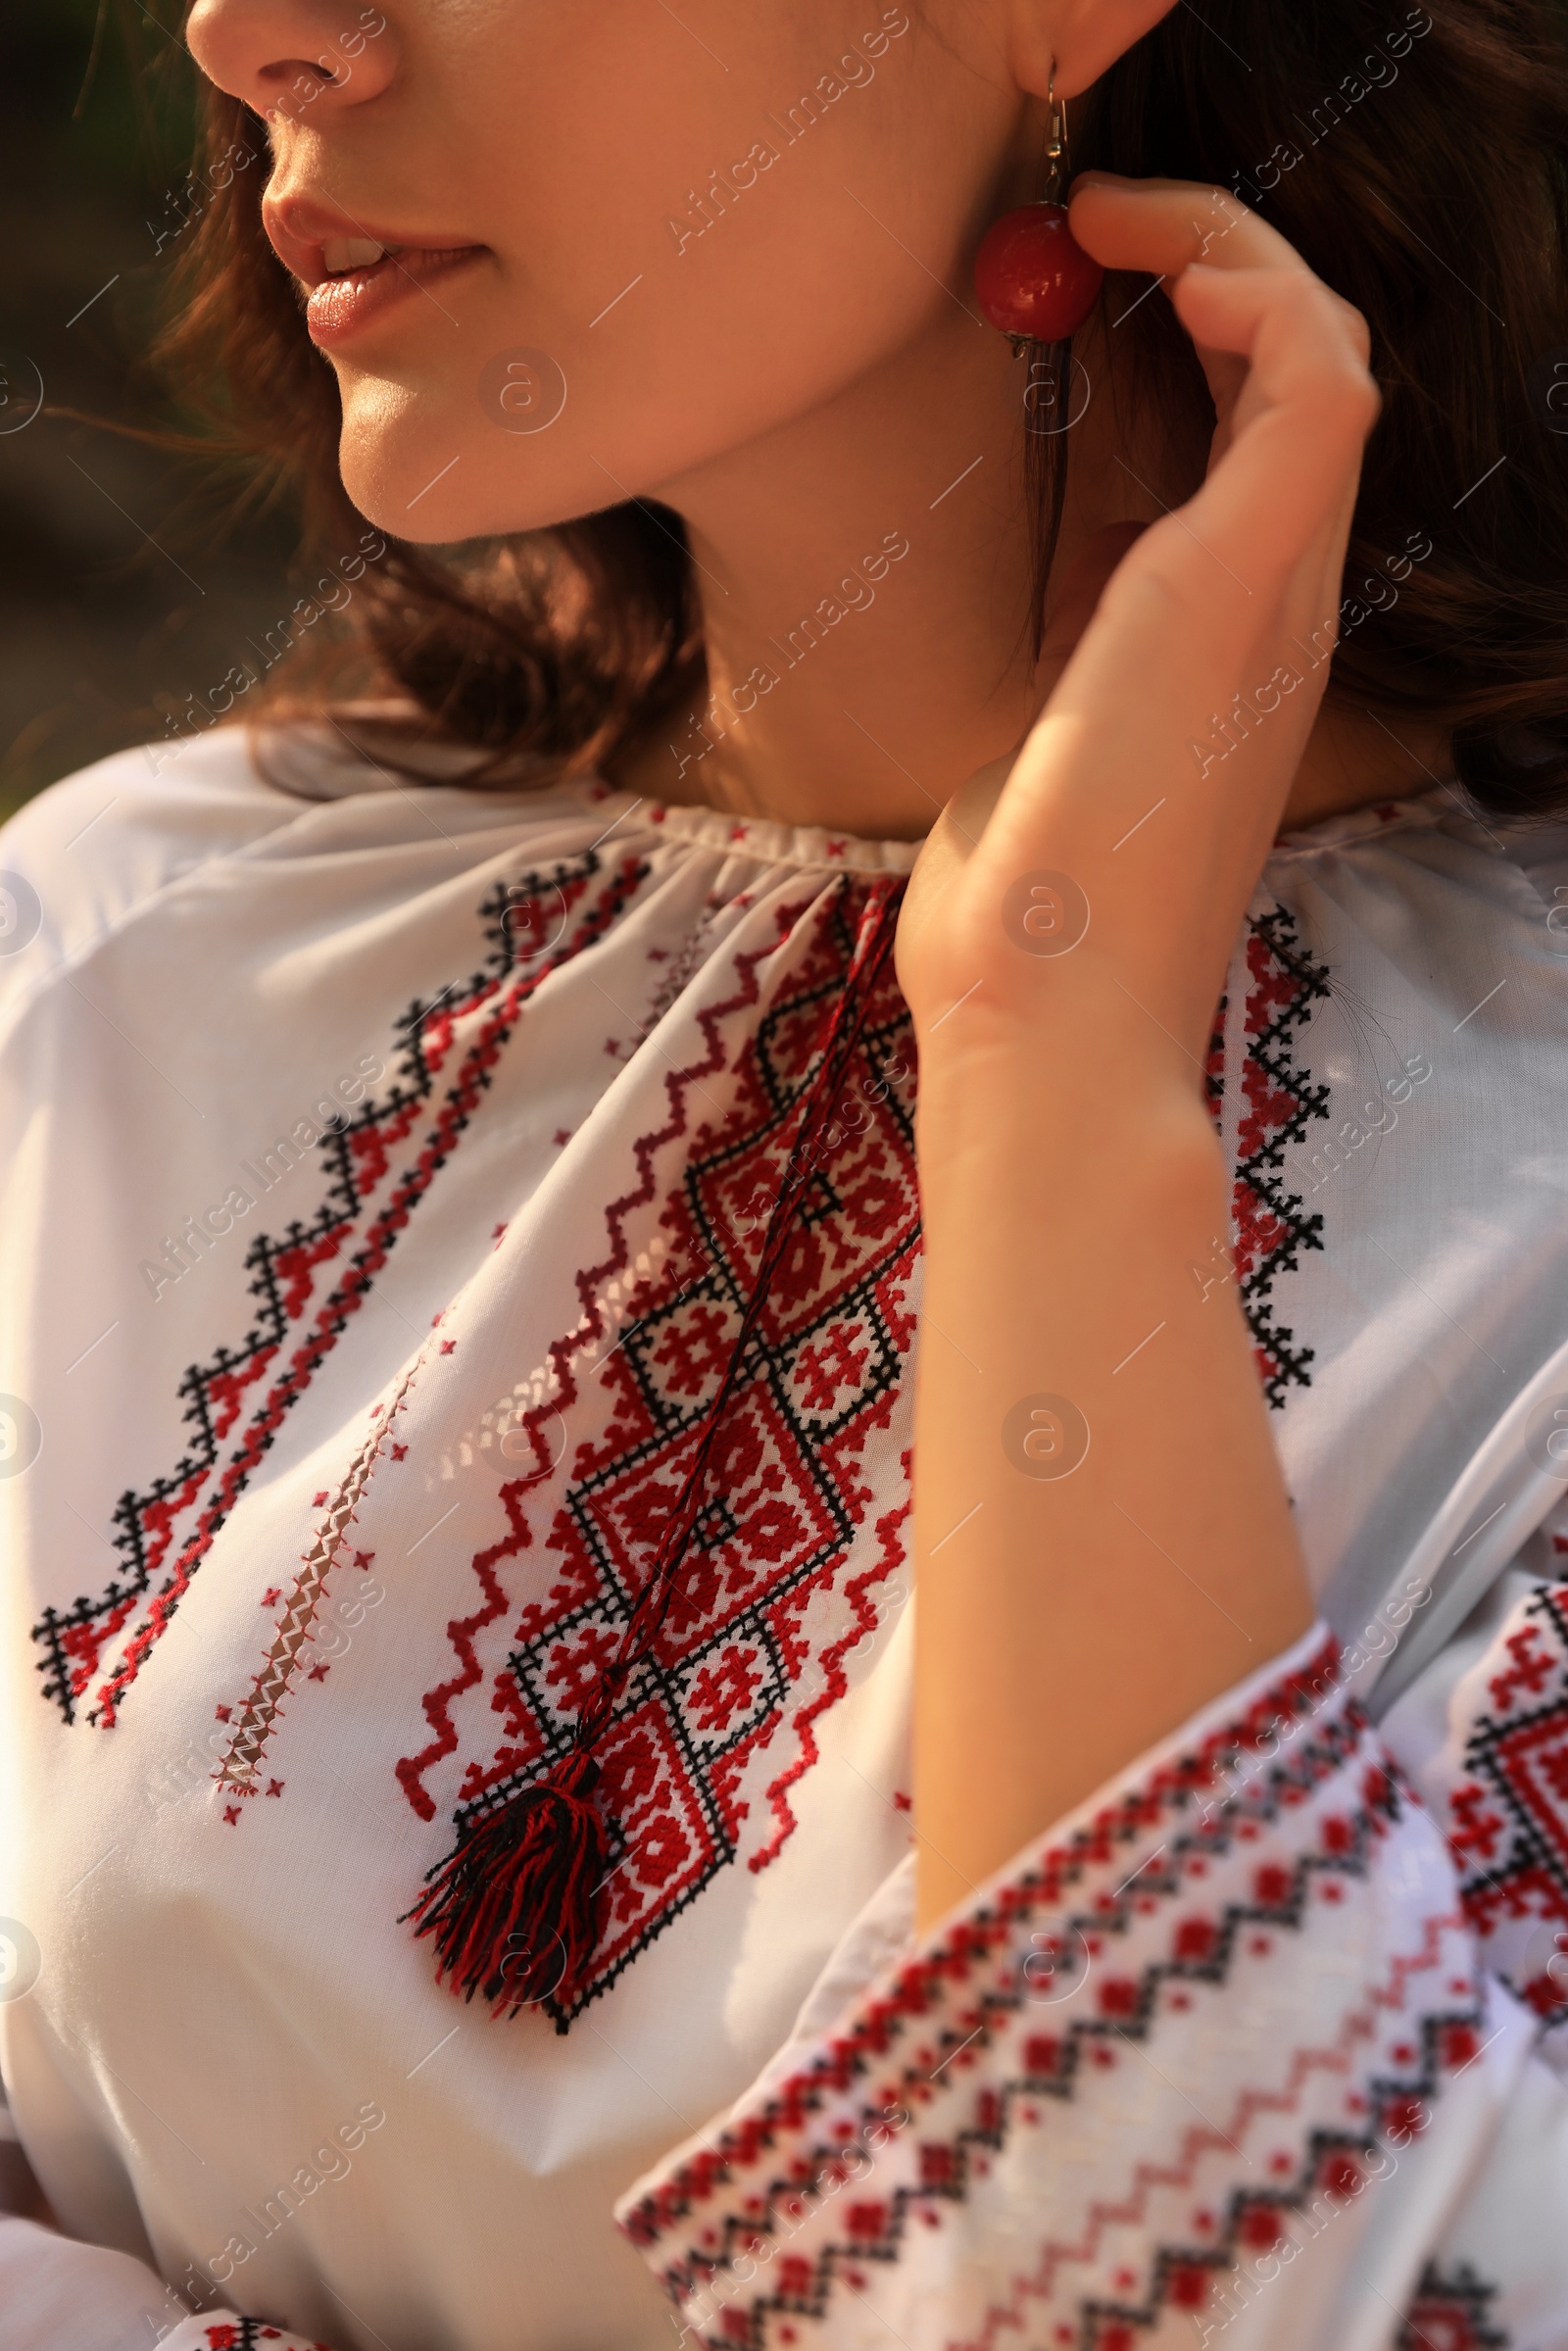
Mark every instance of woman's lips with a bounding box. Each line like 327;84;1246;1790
305;245;486;347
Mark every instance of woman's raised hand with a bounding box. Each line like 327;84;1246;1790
902;180;1375;1922
896;175;1380;1083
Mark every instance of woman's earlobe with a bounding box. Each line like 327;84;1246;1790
1007;0;1186;100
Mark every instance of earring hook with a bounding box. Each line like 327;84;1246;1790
1043;68;1069;204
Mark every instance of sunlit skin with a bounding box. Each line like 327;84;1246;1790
188;0;1417;1927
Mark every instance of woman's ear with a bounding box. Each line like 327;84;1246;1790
1006;0;1180;98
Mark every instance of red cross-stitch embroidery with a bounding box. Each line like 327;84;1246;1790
1396;2262;1510;2351
204;2325;331;2350
1447;1581;1568;2024
211;1362;420;1814
621;1639;1485;2351
32;849;648;1727
1228;908;1331;1408
396;879;919;2025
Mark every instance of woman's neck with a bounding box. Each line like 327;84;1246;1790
608;303;1451;842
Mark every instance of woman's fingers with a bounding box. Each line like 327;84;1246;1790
1069;175;1375;573
1153;264;1378;603
1172;264;1374;441
1068;173;1314;284
912;171;1381;1034
1069;175;1375;479
971;195;1379;955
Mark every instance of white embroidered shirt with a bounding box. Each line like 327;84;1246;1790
3;727;1568;2351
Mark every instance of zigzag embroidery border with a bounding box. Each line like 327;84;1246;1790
1231;906;1332;1410
31;847;647;1726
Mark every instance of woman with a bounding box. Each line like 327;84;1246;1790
4;0;1568;2343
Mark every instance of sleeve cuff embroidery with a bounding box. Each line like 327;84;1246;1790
617;1626;1487;2350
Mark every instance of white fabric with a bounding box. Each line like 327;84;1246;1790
0;2216;202;2349
2;727;1568;2350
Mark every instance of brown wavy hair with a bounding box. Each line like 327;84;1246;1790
160;0;1568;814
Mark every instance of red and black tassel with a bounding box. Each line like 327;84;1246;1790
402;1750;611;2015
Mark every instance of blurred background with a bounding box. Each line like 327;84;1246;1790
0;1;298;825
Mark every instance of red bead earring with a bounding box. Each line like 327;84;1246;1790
973;74;1103;351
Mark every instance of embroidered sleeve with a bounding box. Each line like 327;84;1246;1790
1359;1568;1568;2349
615;1623;1557;2351
1392;1574;1568;2063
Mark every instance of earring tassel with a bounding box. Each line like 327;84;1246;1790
402;1750;610;2015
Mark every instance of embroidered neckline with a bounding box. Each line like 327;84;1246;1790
1268;782;1457;857
601;782;1461;874
260;722;1460;877
588;786;925;876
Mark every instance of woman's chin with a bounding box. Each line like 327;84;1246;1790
336;425;469;546
335;397;583;546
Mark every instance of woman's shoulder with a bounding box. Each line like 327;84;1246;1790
0;727;317;991
0;719;620;1027
1270;778;1568;895
1264;779;1568;969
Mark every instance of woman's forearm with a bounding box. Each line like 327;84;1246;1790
900;182;1379;1933
910;1019;1314;1929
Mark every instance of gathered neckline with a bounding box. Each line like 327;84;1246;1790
588;785;925;875
255;717;1466;876
579;776;1464;875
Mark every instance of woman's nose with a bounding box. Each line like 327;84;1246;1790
185;1;396;120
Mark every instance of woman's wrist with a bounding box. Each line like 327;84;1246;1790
913;1025;1224;1211
909;998;1312;1920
